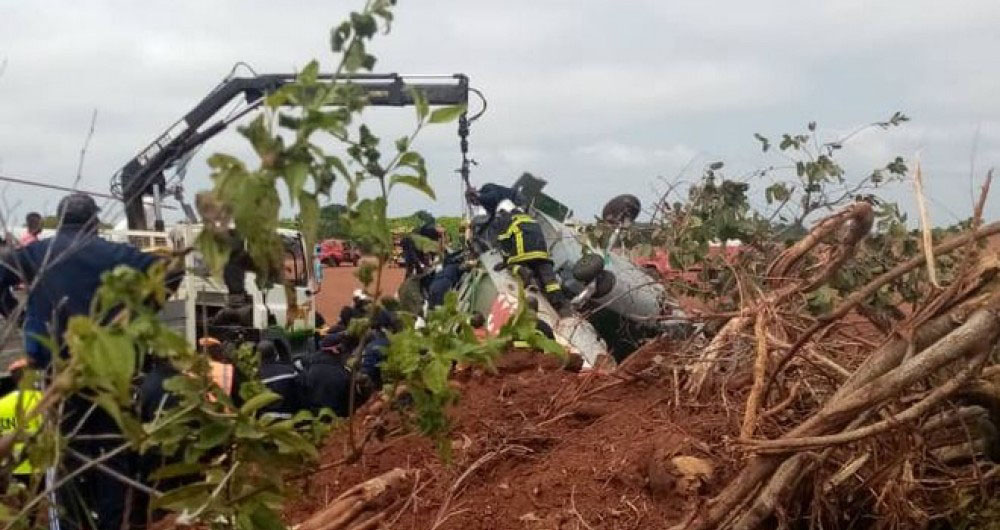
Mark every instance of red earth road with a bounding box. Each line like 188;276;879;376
314;260;405;321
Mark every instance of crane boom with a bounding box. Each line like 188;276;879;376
113;73;470;230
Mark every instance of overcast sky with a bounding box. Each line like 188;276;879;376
1;0;999;228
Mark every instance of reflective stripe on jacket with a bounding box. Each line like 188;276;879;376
496;214;548;264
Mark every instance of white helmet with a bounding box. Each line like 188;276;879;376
496;199;516;214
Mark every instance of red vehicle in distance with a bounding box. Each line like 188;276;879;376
318;239;361;267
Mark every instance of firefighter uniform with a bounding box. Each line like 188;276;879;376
495;210;567;312
0;388;41;475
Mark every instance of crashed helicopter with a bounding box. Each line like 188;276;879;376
453;173;689;365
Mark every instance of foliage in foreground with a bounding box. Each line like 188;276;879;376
0;1;551;528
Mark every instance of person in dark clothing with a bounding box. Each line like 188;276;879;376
493;203;568;315
526;297;556;340
400;220;441;278
359;309;400;389
326;289;370;335
466;183;520;219
222;231;254;297
424;251;468;309
302;349;358;418
19;212;43;247
0;193;181;367
0;193;184;530
255;340;304;418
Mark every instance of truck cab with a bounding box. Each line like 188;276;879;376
104;224;318;348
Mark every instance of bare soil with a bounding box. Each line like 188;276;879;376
286;344;738;530
315;260;405;321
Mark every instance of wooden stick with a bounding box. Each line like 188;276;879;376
912;159;940;288
741;314;770;439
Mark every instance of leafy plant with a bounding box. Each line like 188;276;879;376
381;290;561;457
1;1;552;528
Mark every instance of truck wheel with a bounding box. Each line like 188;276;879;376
593;270;616;298
572;253;605;283
601;194;642;224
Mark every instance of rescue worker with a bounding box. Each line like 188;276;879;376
424;250;467;310
0;359;41;479
359;308;400;390
0;193;183;530
493;201;569;315
253;340;304;417
302;343;359;418
526;297;556;340
466;183;521;220
18;212;43;247
400;219;441;278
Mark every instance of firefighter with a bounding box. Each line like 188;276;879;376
466;183;520;220
302;343;359;418
400;219;441;278
359;308;400;390
425;250;469;310
493;201;568;315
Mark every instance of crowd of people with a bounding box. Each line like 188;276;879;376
0;181;569;529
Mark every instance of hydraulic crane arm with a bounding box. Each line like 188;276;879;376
112;73;470;230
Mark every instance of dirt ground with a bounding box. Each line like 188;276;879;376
286;343;736;530
314;260;405;322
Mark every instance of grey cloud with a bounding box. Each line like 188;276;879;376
1;0;999;225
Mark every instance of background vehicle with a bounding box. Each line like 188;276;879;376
105;225;318;348
318;239;360;267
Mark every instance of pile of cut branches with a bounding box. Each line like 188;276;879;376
672;177;1000;529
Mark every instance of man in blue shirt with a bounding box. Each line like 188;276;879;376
0;193;171;368
0;193;181;530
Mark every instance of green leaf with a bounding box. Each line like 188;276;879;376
389;174;436;199
284;162;309;204
395;136;410;152
299;60;320;84
153;482;212;511
240;391;282;416
409;87;429;122
195;422;234;450
350;12;377;38
150;462;204;481
753;133;770;152
428;104;466;124
421;358;450;395
330;22;352;52
299;193;320;245
247;504;286;530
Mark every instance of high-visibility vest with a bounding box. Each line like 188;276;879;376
0;390;42;474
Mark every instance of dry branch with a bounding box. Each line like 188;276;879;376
298;468;410;530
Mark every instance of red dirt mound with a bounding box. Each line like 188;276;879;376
286;344;737;529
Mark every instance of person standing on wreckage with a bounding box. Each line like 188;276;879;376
492;200;570;317
0;193;184;530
